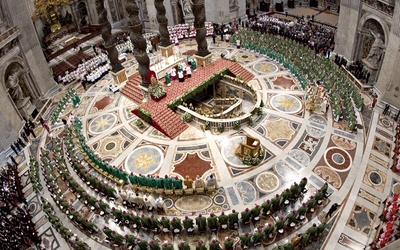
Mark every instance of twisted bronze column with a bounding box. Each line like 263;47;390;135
191;0;210;57
95;0;123;72
125;0;150;85
154;0;172;47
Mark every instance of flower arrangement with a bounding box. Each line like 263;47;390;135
148;82;166;99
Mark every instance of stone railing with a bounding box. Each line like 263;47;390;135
176;75;262;129
0;26;20;49
362;0;395;16
341;65;373;92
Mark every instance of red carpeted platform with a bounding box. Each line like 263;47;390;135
121;59;254;138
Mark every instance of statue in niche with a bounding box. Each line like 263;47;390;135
182;0;193;16
230;0;238;8
365;29;385;67
5;64;30;109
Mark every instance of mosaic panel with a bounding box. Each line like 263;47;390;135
233;50;257;63
270;94;303;114
313;166;342;189
298;135;320;157
359;189;381;206
378;115;394;131
362;164;386;193
172;152;213;180
369;153;389;168
39;227;60;250
27;194;42;218
253;61;279;75
235;167;286;204
372;136;392;157
346;202;377;237
376;128;393;140
338;233;366;250
124;145;164;175
88;113;117;134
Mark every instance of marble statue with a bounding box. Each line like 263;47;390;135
182;0;193;16
365;29;385;67
6;64;29;108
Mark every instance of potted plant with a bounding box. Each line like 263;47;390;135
148;82;166;101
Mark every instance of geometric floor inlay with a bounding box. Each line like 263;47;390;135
270;94;303;114
362;164;386;193
88;113;117;134
372;136;392;157
125;145;164;175
346;202;377;237
324;147;352;172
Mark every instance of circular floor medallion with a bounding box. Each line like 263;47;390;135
253;61;279;74
164;198;174;209
369;171;382;185
175;195;213;212
88;113;117;134
214;195;226;205
125;146;164;175
255;172;280;193
324;147;352;172
270;94;302;114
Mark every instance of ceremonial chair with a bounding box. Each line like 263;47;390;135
184;188;194;195
174;189;183;196
164;189;174;195
206;185;216;194
138;186;147;193
146;187;154;193
196;187;205;195
155;188;164;195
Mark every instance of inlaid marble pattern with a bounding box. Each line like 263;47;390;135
125;145;164;175
264;118;296;141
298;134;321;157
331;135;357;150
271;75;300;90
235;167;286;204
253;61;279;74
270;94;303;114
324;147;353;172
362;165;386;193
27;194;42;218
359;189;381;206
233;50;257;63
338;233;366;250
210;48;231;58
173;152;213;180
96;134;126;158
314;166;342;189
376;128;393;140
288;149;311;167
369;153;389;168
346;203;377;237
88;113;117;134
378;115;394;131
309;114;328;125
91;95;116;113
164;187;230;215
74;96;94;116
178;123;206;141
39;227;60;250
372;136;392;157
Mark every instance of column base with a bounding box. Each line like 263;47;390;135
194;54;213;68
111;69;127;84
159;44;174;58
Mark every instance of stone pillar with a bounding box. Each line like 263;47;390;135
125;0;151;86
334;0;361;60
155;0;174;59
155;0;172;47
375;1;400;108
192;0;211;57
96;0;124;73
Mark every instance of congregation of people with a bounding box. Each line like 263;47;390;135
247;14;335;58
0;162;41;249
58;52;109;87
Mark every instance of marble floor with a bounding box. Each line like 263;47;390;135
2;34;399;250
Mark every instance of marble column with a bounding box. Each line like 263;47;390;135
192;0;211;57
95;0;123;73
125;0;151;86
155;0;172;47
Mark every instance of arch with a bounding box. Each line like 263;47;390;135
358;13;390;46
